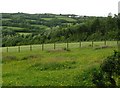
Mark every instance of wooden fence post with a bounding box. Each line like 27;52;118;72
18;46;20;52
92;41;94;47
54;42;56;49
104;40;106;46
42;43;44;51
79;41;82;48
7;47;8;52
117;41;120;51
117;40;119;45
30;45;32;51
66;41;69;49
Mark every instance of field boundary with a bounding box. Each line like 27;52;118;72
2;41;119;53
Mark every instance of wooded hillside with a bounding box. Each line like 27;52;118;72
1;13;119;47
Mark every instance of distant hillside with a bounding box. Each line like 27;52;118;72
1;13;77;32
1;13;119;47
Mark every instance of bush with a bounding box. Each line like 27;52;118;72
92;50;120;87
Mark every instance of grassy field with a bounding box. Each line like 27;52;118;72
2;41;118;86
2;18;11;21
18;32;32;35
31;24;49;29
2;26;25;31
41;17;76;22
58;17;76;22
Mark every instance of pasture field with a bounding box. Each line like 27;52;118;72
2;26;25;31
58;17;76;22
31;25;48;29
18;32;32;35
41;17;76;22
2;18;11;21
2;41;118;86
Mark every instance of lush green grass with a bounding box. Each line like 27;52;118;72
58;17;76;22
41;18;53;21
18;32;32;35
2;26;25;31
41;17;76;22
31;24;49;29
2;18;11;21
2;41;118;86
55;15;77;22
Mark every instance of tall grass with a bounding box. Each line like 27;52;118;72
2;46;117;86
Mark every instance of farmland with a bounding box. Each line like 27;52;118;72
1;13;120;87
2;41;118;52
2;41;118;86
2;13;119;47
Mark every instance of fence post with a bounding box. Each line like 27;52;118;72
18;46;20;52
7;47;8;52
117;40;118;45
42;43;44;51
54;42;56;49
30;45;32;51
66;41;69;49
117;40;120;51
92;41;94;47
104;40;106;46
79;41;82;48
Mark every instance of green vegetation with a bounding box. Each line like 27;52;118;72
1;13;120;47
41;18;54;21
2;45;117;86
41;17;76;22
2;18;11;21
31;24;49;29
2;41;118;53
1;12;119;87
58;17;76;22
18;32;32;35
92;51;120;87
2;26;25;31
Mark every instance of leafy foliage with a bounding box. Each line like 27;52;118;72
1;13;119;47
92;51;120;88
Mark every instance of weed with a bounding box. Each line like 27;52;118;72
63;47;71;51
2;56;17;62
22;55;38;60
30;61;76;71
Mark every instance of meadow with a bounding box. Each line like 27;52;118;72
2;41;118;86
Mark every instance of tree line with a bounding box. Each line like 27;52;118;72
2;13;120;47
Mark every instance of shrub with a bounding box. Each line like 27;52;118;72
92;50;120;87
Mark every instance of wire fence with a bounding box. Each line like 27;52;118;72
1;41;119;53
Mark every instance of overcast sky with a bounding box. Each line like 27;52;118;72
0;0;119;16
